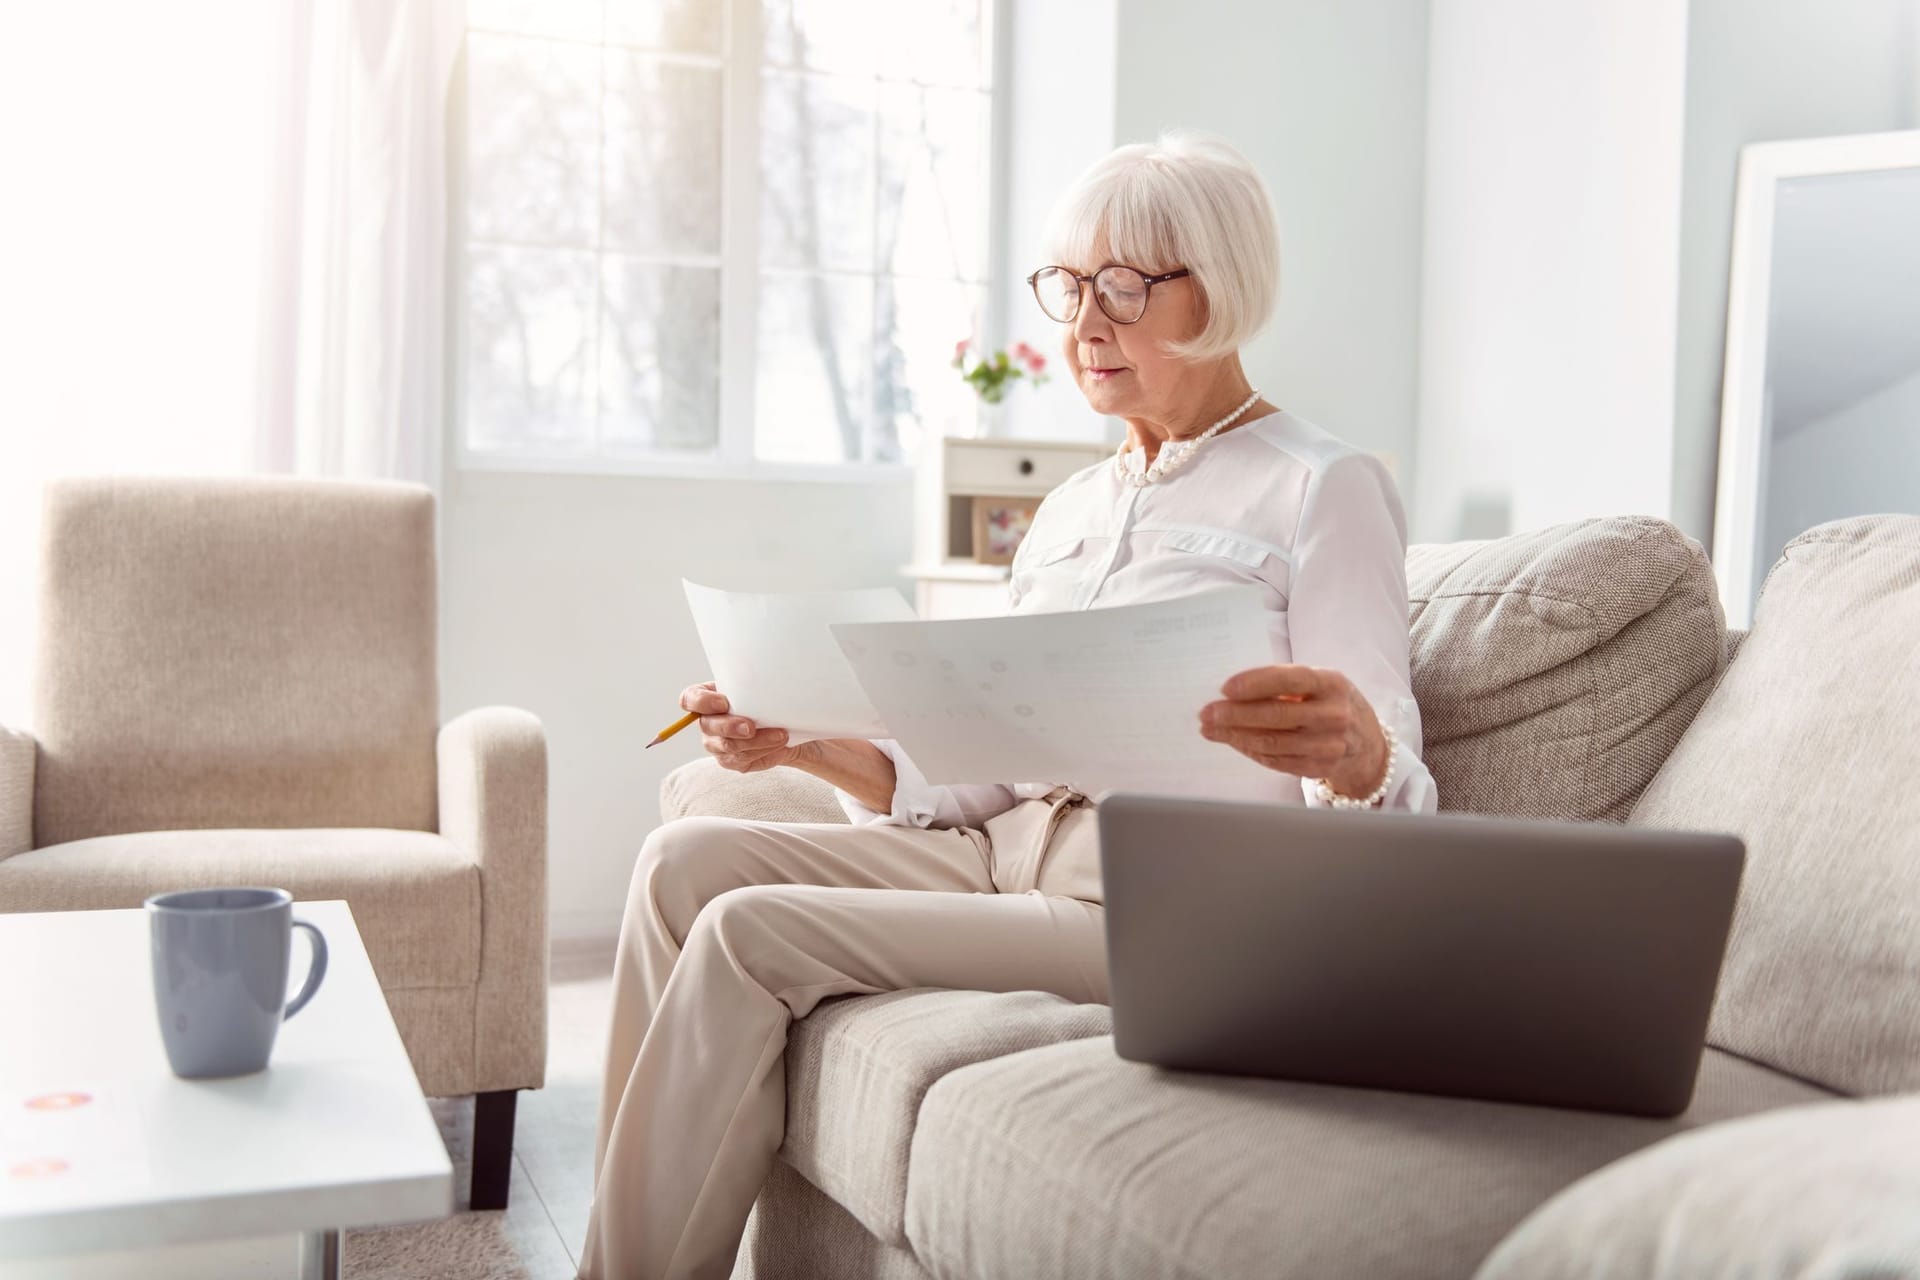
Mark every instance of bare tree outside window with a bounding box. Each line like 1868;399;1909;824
461;0;993;471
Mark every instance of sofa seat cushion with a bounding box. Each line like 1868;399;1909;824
1407;516;1723;821
1475;1093;1920;1280
0;828;480;990
903;1038;1830;1280
781;988;1112;1247
1629;515;1920;1096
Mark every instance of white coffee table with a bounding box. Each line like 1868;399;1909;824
0;900;452;1279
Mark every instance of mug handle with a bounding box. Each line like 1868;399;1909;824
284;920;329;1020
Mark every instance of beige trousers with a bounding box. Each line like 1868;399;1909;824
579;789;1105;1280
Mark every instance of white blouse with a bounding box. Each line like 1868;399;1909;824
836;409;1438;827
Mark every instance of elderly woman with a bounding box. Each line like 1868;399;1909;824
581;131;1436;1279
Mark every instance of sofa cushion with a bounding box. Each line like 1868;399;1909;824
1474;1093;1920;1280
0;828;480;989
1406;516;1724;822
1628;514;1920;1097
662;759;847;825
782;988;1111;1246
903;1038;1829;1280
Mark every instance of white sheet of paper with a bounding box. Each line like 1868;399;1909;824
683;580;918;741
831;585;1279;796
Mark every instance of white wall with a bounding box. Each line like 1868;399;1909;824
1107;0;1431;481
997;0;1120;444
1106;0;1431;483
998;0;1432;472
1671;0;1920;550
439;469;914;938
1414;0;1688;543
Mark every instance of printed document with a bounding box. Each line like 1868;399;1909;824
831;585;1278;797
682;580;917;741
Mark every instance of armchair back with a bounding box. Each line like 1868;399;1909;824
32;476;439;846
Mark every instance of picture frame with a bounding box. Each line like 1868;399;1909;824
1712;128;1920;628
969;494;1041;565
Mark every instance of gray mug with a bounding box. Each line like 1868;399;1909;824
146;887;328;1079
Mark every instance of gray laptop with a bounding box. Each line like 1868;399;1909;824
1096;795;1745;1118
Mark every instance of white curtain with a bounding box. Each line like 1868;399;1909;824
0;2;275;728
254;0;464;486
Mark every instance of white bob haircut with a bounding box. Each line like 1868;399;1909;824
1044;130;1281;362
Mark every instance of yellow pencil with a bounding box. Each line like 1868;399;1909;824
646;709;700;749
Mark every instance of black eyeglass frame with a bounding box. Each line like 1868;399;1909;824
1025;264;1193;325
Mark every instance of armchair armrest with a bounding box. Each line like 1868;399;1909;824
1475;1093;1920;1279
439;707;548;1092
0;722;34;861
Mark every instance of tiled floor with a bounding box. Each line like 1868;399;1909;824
345;936;617;1280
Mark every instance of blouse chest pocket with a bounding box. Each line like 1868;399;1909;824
1008;537;1085;606
1015;536;1084;573
1154;527;1289;607
1158;528;1275;568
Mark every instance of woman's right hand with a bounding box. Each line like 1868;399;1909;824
683;681;807;774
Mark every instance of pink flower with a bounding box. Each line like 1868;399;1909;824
1010;340;1033;359
954;338;971;360
1025;354;1047;373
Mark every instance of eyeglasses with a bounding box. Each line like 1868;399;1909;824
1026;264;1192;325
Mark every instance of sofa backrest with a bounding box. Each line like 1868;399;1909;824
1628;514;1920;1097
1406;516;1725;822
32;476;439;846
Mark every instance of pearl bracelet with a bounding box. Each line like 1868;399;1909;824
1309;724;1399;809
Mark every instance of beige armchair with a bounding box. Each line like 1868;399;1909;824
0;476;547;1210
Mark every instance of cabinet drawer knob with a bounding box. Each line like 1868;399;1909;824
1018;457;1034;476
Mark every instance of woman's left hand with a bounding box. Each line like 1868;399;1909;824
1199;664;1390;798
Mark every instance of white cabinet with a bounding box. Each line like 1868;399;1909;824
914;566;1016;620
906;436;1109;619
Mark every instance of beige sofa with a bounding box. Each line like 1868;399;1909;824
658;513;1920;1279
0;476;548;1211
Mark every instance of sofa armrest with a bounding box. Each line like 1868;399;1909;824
0;723;34;861
439;707;548;1092
1474;1093;1920;1279
659;756;849;825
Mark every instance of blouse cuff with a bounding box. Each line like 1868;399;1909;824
830;738;951;828
1303;736;1437;814
833;738;1025;829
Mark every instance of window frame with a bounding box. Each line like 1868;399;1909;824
447;0;1011;483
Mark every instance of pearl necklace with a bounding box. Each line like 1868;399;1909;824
1112;390;1262;487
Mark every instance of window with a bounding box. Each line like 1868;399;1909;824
458;0;998;474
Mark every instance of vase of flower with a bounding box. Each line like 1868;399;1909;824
952;338;1048;437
